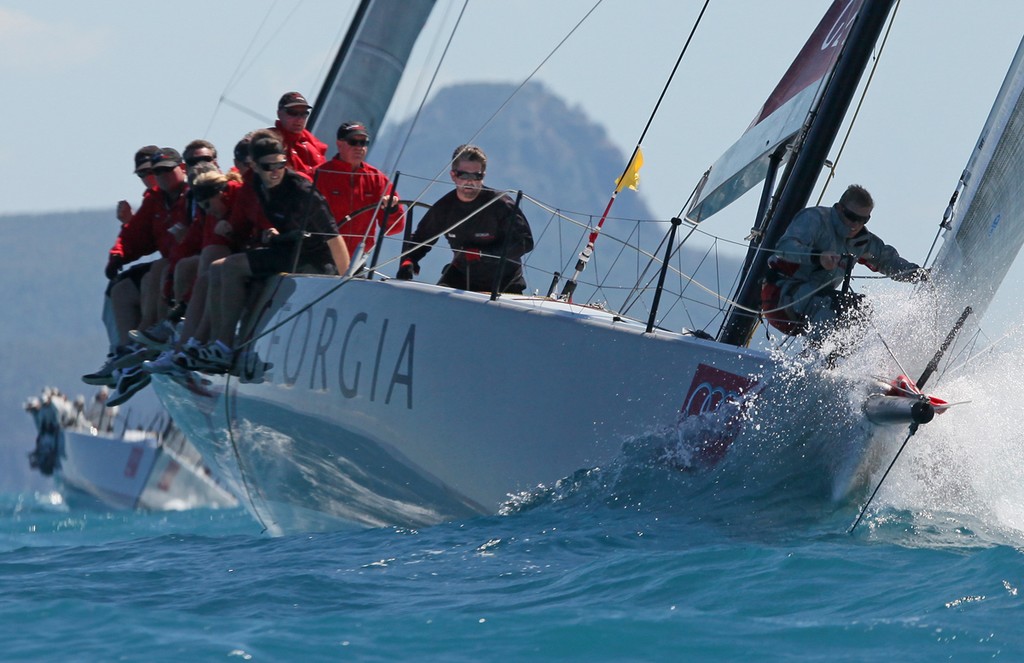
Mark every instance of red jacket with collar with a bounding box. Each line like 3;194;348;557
109;186;189;264
315;157;405;256
225;171;272;248
168;198;205;266
200;178;245;250
274;121;327;180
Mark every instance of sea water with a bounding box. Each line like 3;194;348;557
3;346;1024;660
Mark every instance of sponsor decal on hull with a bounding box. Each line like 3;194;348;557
679;364;758;465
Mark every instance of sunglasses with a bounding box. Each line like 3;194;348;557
196;198;214;210
152;166;176;175
839;203;870;224
345;139;369;147
454;170;484;181
283;108;310;118
136;170;152;179
257;160;287;172
185;154;215;167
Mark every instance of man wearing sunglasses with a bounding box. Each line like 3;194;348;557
116;145;160;225
315;121;404;259
273;91;327;180
86;148;190;397
769;184;926;337
187;134;349;374
396;144;533;294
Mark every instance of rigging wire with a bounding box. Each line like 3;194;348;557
372;0;605;230
204;1;317;137
385;0;470;173
562;0;711;298
409;0;608;195
849;421;918;534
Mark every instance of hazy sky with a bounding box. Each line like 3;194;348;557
2;0;1023;303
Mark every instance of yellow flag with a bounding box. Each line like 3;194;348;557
614;148;644;193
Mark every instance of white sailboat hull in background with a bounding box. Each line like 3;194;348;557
55;429;238;511
154;276;777;534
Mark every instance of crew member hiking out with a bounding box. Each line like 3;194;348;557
763;184;927;340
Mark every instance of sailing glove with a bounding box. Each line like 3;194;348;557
105;255;124;280
396;260;419;280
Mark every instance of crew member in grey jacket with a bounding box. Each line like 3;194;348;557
773;184;925;331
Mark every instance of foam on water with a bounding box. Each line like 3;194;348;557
501;290;1024;551
829;288;1024;547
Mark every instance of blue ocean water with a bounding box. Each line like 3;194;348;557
3;407;1024;662
5;322;1024;661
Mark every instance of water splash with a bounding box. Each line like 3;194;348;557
503;298;1024;547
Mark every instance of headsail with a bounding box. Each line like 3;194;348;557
928;35;1024;327
687;0;864;222
309;0;435;146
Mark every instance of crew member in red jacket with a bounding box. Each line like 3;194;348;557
315;121;404;260
273;91;327;179
85;147;190;389
117;145;160;224
101;145;160;355
186;134;349;374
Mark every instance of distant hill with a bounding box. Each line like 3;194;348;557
377;81;654;223
0;82;739;491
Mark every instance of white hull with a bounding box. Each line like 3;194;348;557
28;396;239;512
154;275;778;534
56;430;238;511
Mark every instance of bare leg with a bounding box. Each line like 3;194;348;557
179;246;230;345
110;277;141;346
138;257;167;330
173;255;199;305
215;253;254;347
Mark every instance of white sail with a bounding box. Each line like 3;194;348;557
929;35;1024;326
687;0;864;222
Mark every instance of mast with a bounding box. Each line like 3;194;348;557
717;0;896;346
308;0;435;145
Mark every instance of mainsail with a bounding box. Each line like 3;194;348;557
928;35;1024;327
308;0;435;146
687;0;864;222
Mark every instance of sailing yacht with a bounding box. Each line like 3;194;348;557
26;388;238;511
148;0;1024;534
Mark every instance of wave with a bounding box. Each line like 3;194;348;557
503;309;1024;549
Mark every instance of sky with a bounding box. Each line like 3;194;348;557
2;0;1023;320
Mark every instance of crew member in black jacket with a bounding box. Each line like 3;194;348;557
397;144;533;293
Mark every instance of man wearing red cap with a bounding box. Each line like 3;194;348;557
273;91;327;179
315;121;405;259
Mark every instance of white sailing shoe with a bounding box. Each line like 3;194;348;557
107;366;152;406
189;340;235;374
142;349;185;374
129;319;177;350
